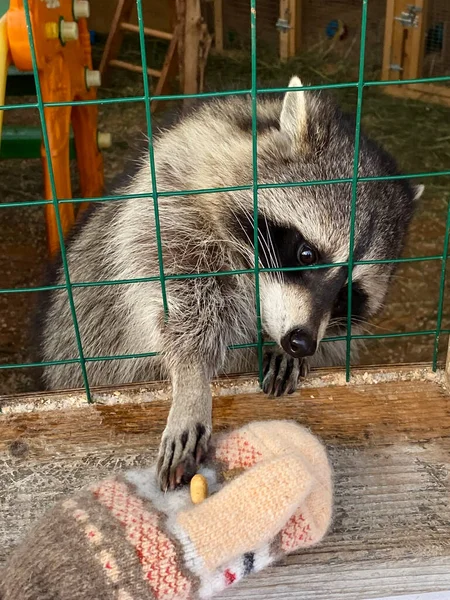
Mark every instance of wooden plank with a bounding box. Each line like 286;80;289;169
2;378;450;599
0;362;443;410
391;0;406;81
176;0;186;94
213;0;223;52
403;0;427;80
385;82;450;107
373;594;450;600
288;0;301;58
382;0;396;81
198;22;212;93
152;30;179;111
183;0;201;97
279;0;301;61
119;22;174;41
108;59;162;79
279;0;289;61
3;378;450;450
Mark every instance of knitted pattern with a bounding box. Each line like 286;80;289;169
0;420;333;600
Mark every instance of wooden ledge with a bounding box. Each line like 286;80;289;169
0;362;446;413
1;368;450;598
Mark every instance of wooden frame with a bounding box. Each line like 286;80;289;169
382;0;450;107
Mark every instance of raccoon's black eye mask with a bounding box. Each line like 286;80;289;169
233;211;369;319
233;212;324;280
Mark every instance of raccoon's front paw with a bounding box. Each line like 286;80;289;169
156;420;211;492
262;348;309;397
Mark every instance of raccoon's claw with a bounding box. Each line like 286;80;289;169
156;422;211;492
262;349;309;397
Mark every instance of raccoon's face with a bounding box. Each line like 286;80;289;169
255;230;377;358
231;76;423;359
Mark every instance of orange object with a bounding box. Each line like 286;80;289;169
5;0;107;256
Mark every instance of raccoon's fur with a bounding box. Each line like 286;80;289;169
34;76;423;489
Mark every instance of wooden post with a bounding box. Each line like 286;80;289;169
184;0;202;98
175;0;186;94
214;0;223;52
382;0;428;82
288;0;301;58
178;0;211;109
198;22;212;93
403;0;427;80
279;0;301;62
381;0;396;81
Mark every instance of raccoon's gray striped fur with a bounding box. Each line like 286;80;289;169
35;76;423;490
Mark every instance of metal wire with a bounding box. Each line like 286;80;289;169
346;0;368;381
432;198;450;371
135;0;169;317
1;168;449;210
250;0;264;386
21;0;92;400
2;0;449;392
2;74;450;112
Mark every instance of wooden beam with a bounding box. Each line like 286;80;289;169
119;22;173;41
213;0;223;52
288;0;301;58
279;0;301;61
175;0;186;94
382;0;396;81
108;59;161;79
152;30;179;110
385;82;450;107
403;0;427;80
183;0;202;97
198;22;212;93
279;0;289;61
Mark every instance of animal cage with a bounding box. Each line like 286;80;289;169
382;0;450;106
1;0;450;403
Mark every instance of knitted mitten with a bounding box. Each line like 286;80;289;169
0;420;333;600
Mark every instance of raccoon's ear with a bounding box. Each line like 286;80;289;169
279;76;308;145
412;184;425;203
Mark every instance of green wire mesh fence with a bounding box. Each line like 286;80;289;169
1;0;450;403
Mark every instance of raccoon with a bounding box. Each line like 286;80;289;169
34;76;423;490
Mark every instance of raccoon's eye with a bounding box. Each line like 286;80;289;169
297;243;317;266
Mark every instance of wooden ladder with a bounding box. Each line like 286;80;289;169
99;0;178;111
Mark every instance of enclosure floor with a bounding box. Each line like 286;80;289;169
1;374;450;599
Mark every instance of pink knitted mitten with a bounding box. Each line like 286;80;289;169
0;420;333;600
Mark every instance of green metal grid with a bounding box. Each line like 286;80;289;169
0;0;450;401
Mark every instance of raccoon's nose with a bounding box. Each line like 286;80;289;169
281;329;317;358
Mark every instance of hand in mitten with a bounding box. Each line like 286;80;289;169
0;420;333;600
